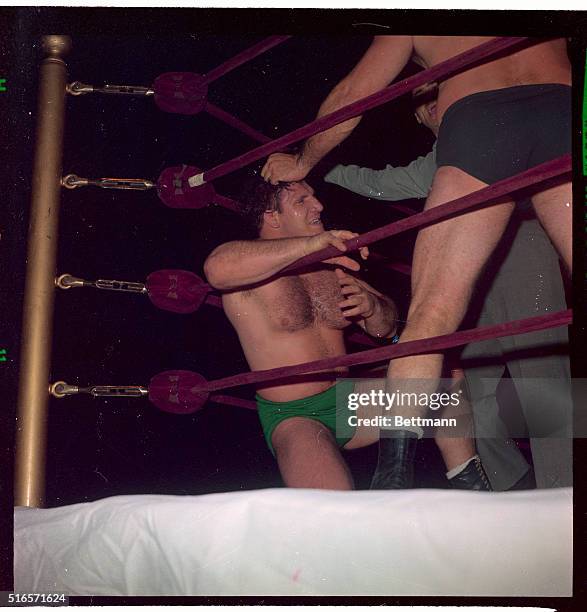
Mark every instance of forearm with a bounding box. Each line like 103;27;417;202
363;294;398;338
204;238;308;290
299;79;363;171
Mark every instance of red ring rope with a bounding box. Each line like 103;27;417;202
196;309;571;393
282;154;571;274
188;36;533;186
205;102;271;144
200;156;569;290
202;35;292;85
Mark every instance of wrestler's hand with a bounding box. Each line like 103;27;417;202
305;230;369;271
336;268;378;319
261;153;312;185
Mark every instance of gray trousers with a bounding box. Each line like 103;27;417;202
461;217;572;490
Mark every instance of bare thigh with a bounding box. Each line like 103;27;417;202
408;166;516;335
272;417;354;490
531;180;572;272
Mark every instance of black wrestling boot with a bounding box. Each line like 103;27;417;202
369;430;419;489
448;456;492;491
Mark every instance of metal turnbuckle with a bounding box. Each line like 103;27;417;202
50;381;148;398
94;279;147;294
62;173;154;191
67;81;155;96
56;274;147;294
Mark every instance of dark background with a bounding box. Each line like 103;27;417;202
2;6;587;606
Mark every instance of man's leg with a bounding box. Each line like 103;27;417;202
461;311;532;491
372;167;515;489
492;215;572;488
531;182;572;273
434;368;476;470
434;369;492;490
435;437;476;470
272;417;354;490
506;336;573;488
466;368;533;490
386;166;515;394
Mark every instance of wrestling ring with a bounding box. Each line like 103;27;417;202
14;34;573;597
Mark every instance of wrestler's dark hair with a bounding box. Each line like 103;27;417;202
239;175;295;236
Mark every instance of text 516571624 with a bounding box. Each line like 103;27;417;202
1;593;68;606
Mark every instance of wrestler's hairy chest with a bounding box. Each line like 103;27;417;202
262;269;350;332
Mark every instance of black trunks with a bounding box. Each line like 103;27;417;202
436;84;571;189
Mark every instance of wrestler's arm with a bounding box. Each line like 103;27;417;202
361;291;398;339
261;36;414;184
336;269;398;338
204;231;366;290
324;145;436;201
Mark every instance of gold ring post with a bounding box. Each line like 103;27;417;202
15;35;71;507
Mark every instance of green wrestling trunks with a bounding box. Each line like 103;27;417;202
256;380;356;456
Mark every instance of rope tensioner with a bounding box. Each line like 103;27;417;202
68;78;270;144
49;380;257;411
50;382;148;398
61;165;240;211
66;36;290;143
56;270;213;314
55;271;378;349
56;274;147;294
67;82;155;97
62;174;155;191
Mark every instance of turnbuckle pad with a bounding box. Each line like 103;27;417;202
157;164;215;209
153;72;208;115
149;370;209;414
146;269;210;314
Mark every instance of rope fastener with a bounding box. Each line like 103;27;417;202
67;81;154;96
56;274;148;294
50;381;148;398
62;174;154;191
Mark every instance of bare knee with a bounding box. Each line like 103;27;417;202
406;296;468;339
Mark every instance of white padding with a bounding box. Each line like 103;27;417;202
14;487;572;596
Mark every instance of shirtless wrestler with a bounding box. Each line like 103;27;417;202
204;178;399;490
326;81;572;490
261;37;572;486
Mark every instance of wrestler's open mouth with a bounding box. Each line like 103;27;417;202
427;102;437;118
309;218;322;225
